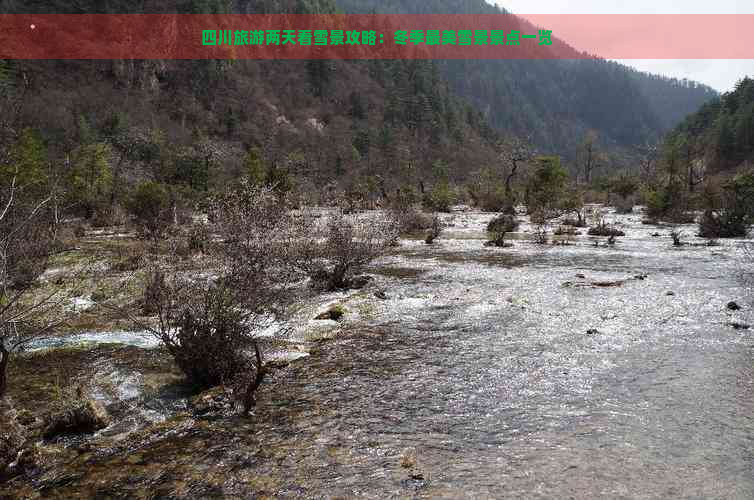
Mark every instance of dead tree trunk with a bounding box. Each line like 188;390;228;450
0;343;9;400
242;342;267;416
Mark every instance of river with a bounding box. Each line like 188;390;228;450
4;208;753;498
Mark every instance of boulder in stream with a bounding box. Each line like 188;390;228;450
315;305;346;321
348;275;373;289
728;322;751;330
727;301;741;311
190;386;234;416
43;398;110;439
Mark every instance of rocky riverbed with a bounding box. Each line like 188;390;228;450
2;207;753;498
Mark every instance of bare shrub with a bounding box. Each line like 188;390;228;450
425;214;445;245
587;221;625;237
386;187;426;230
114;183;307;414
698;172;754;238
389;206;433;234
670;229;685;247
185;223;210;254
533;224;549;245
111;242;146;273
127;181;173;240
299;211;398;290
743;243;754;288
698;210;749;238
485;230;513;248
487;214;519;234
90;205;127;229
1;180;83;400
140;268;165;315
72;223;87;238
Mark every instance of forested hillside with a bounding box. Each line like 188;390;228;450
665;77;754;176
1;0;718;205
337;0;718;156
0;0;506;212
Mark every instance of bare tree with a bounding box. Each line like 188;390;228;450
0;177;79;399
743;243;754;288
634;141;659;187
499;136;534;203
579;130;601;185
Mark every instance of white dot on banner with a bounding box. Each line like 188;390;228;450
30;24;36;29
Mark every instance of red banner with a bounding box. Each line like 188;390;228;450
1;14;753;59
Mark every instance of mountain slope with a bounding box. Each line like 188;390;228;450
336;0;718;156
1;0;506;198
665;76;754;175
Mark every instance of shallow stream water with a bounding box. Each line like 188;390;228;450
5;208;754;498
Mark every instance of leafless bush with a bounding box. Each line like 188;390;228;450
114;183;307;414
111;242;146;272
670;229;685;247
1;180;83;400
389;206;433;234
484;230;513;248
587;221;625;237
487;214;519;234
742;244;754;294
425;214;445;245
298;210;398;290
533;224;549;245
186;223;210;254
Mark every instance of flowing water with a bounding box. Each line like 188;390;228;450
5;209;754;498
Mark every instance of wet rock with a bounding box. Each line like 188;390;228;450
190;386;233;416
43;399;110;439
264;351;310;369
728;322;751;330
575;273;586;279
14;409;38;428
1;405;26;476
315;305;346;321
666;291;675;296
374;290;389;300
594;281;623;287
348;275;373;289
634;274;648;280
564;279;626;288
484;240;514;248
586;329;600;335
408;470;426;481
727;301;741;311
651;232;661;237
